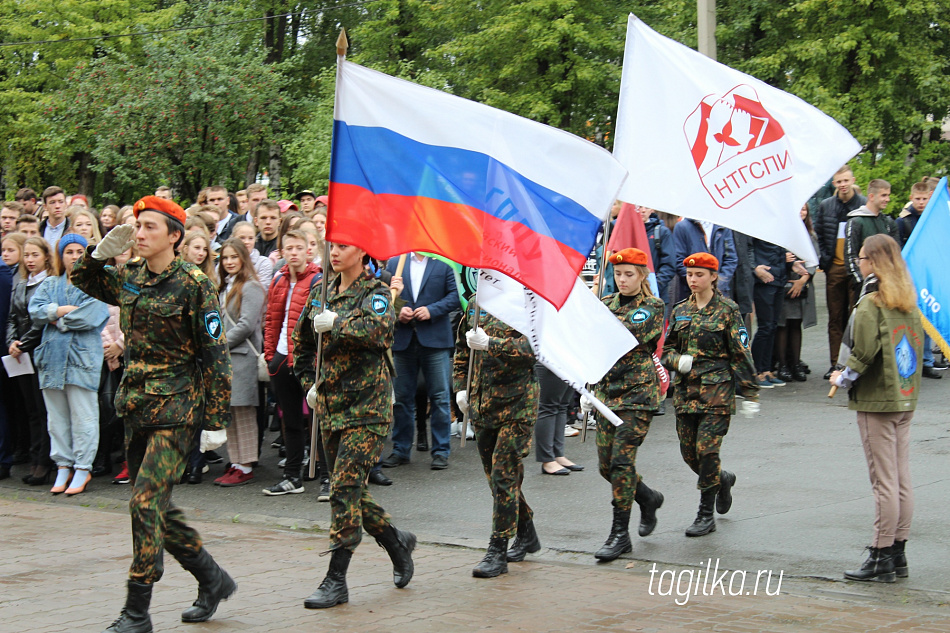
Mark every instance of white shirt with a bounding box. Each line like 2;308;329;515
409;253;428;302
699;220;716;246
276;282;295;356
43;219;66;246
216;212;232;237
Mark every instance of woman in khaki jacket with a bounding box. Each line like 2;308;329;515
830;234;922;583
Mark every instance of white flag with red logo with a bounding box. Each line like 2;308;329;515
613;14;862;265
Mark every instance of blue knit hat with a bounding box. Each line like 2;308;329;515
58;233;88;258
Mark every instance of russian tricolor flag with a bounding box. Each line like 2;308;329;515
327;61;627;309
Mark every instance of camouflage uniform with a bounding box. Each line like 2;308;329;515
453;310;538;539
72;252;232;583
293;271;395;551
662;291;757;491
595;293;665;512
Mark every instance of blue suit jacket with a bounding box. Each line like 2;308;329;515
386;256;460;351
672;219;738;303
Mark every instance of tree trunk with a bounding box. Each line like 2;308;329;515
75;151;96;196
269;142;282;197
245;131;261;188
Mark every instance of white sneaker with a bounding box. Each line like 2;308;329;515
451;421;460;437
564;425;579;437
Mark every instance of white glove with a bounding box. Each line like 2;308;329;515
306;384;318;408
579;395;594;413
312;310;338;333
92;224;135;261
677;354;694;373
465;328;490;351
200;429;227;452
740;400;760;419
456;390;469;415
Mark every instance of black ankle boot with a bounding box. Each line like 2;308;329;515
472;537;508;578
685;491;717;537
176;548;237;622
717;470;736;514
595;505;632;561
103;580;153;633
891;540;908;578
844;546;896;583
635;481;664;537
776;365;794;383
304;548;352;608
373;524;417;588
507;519;541;562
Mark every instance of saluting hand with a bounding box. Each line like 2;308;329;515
93;224;135;261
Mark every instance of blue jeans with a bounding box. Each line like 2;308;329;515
392;340;452;459
924;333;934;368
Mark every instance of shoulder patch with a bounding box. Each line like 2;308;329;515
370;293;390;315
630;307;652;324
738;326;750;348
189;267;208;282
205;310;223;340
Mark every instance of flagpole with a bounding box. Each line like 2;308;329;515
460;289;480;448
582;208;616;443
308;29;348;481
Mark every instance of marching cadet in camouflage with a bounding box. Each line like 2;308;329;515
293;243;416;609
584;248;666;562
454;304;540;578
72;196;235;633
661;252;759;538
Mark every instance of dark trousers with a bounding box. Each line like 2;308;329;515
751;283;784;373
16;373;51;469
269;353;306;480
825;264;854;365
533;364;574;463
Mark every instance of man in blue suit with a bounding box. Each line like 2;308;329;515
382;253;461;470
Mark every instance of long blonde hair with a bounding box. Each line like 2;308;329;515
862;234;916;313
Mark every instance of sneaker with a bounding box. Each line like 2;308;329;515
564;425;579;437
757;377;774;389
277;457;287;468
586;413;596;430
219;468;254;487
262;477;304;496
112;462;130;485
767;374;786;387
271;436;283;449
204;450;224;464
214;466;237;485
450;421;461;437
431;455;449;470
317;478;330;502
922;366;943;379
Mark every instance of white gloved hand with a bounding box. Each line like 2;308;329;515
579;395;594;413
306;384;318;408
740;400;760;419
199;429;227;452
465;328;490;351
456;390;469;415
312;310;338;333
677;354;694;374
92;224;135;261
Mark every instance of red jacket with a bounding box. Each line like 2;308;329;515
264;262;321;366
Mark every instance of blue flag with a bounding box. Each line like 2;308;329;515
902;177;950;354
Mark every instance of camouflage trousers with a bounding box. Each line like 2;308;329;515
321;424;392;551
126;420;202;584
474;421;534;539
596;410;653;512
675;412;730;491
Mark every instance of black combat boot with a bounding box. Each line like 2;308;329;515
717;470;737;514
891;540;908;578
635;481;664;537
844;546;896;583
472;537;508;578
304;548;352;608
594;505;632;562
103;580;153;633
373;524;417;588
685;490;717;537
176;548;237;622
507;519;541;562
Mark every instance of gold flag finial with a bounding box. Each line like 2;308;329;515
336;28;349;57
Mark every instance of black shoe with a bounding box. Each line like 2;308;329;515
176;548;237;622
635;481;664;537
416;429;428;452
923;366;943;379
823;365;842;380
891;540;908;578
368;470;393;486
791;366;808;382
374;524;417;588
594;505;632;562
0;465;10;481
430;454;448;470
654;399;666;416
507;520;541;562
204;450;224;464
716;470;736;514
91;463;112;477
381;452;410;468
472;537;509;578
776;366;794;383
186;466;203;485
934;357;949;369
797;361;811;375
304;548;351;608
103;580;153;633
685;491;717;537
317;478;330;502
271;435;283;449
844;546;896;582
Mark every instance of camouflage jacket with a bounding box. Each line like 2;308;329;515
662;291;758;414
71;250;232;430
452;310;538;428
596;292;665;412
293;271;395;431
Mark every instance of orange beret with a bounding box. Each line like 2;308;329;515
611;248;648;267
133;195;187;225
683;252;719;271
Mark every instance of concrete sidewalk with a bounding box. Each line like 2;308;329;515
1;499;948;633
